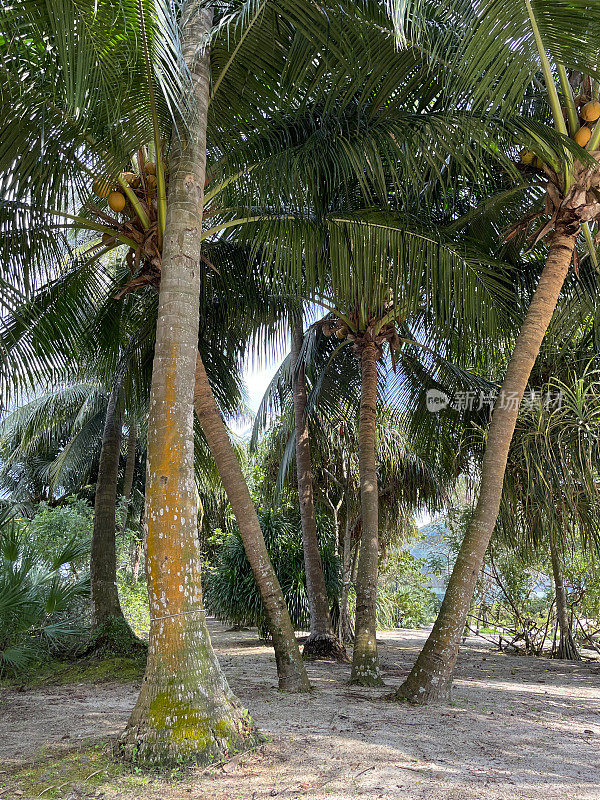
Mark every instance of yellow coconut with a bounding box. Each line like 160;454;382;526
122;172;138;185
92;179;112;198
534;157;545;170
520;149;535;165
574;126;592;147
581;101;600;123
108;191;126;213
144;162;157;175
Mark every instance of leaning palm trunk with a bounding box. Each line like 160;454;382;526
121;4;255;766
549;530;580;660
396;229;577;703
290;314;347;661
351;340;383;685
194;353;311;691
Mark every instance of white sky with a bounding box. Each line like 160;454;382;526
244;360;278;414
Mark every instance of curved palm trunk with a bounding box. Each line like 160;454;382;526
121;5;256;766
290;314;347;661
194;354;311;692
90;378;131;636
549;531;580;660
119;421;137;535
396;229;577;703
351;341;383;685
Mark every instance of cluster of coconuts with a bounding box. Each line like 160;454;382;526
92;162;158;213
520;99;600;169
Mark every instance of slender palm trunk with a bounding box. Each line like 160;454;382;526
351;341;383;685
338;499;355;643
549;531;580;660
194;354;311;691
121;5;255;766
90;379;128;630
119;421;137;535
290;314;347;661
131;534;143;586
396;229;577;703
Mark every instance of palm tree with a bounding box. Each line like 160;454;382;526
256;293;498;685
391;0;600;702
118;1;259;766
1;0;321;702
289;310;348;660
0;0;270;763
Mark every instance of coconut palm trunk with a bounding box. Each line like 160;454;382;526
194;353;311;691
90;375;133;642
351;339;384;685
396;229;577;703
121;4;255;766
549;529;580;660
338;502;355;643
290;313;347;661
119;421;137;535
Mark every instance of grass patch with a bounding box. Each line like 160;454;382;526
1;738;225;798
1;654;146;689
0;742;134;799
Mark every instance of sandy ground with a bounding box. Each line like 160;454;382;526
1;621;600;799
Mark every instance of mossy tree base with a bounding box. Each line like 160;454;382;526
83;615;148;659
120;661;259;768
302;633;349;662
120;702;258;769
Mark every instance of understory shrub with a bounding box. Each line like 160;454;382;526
204;507;341;636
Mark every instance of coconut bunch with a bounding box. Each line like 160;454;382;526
89;155;166;295
519;98;600;172
322;317;402;357
92;160;159;212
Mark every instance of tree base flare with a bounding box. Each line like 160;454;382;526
120;696;259;769
393;671;452;704
83;616;147;659
350;638;384;686
349;652;384;686
554;635;581;661
302;632;350;662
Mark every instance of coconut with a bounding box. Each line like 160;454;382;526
581;101;600;123
144;162;157;175
108;191;126;213
574;126;592;147
92;179;112;198
145;174;157;191
534;157;545;170
335;325;349;339
122;172;137;185
520;149;535;165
